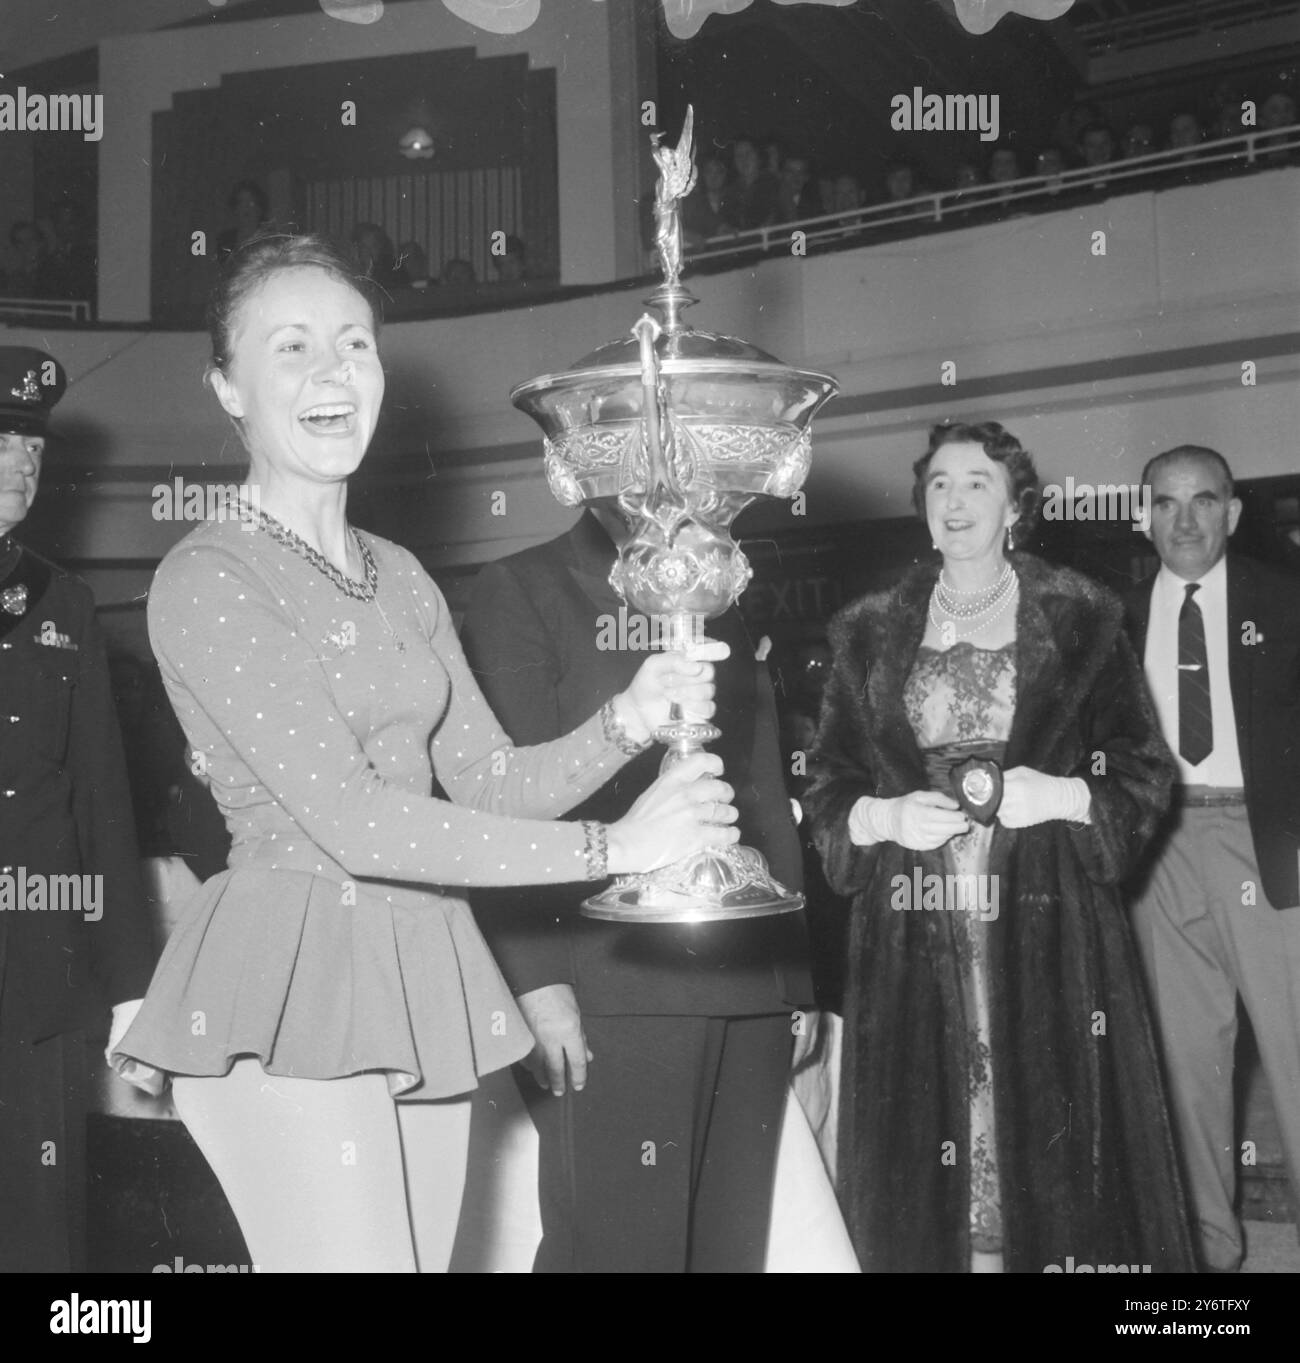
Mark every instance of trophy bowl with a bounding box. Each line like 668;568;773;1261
510;109;839;923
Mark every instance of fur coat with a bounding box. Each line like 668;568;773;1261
804;552;1195;1273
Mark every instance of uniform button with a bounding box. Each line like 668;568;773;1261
6;715;17;723
0;866;10;874
2;790;14;798
0;641;10;649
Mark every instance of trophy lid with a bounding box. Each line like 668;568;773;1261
510;107;838;507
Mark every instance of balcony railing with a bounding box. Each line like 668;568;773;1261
0;296;92;324
1071;0;1300;54
3;127;1295;331
684;125;1300;271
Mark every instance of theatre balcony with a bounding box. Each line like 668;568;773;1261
4;135;1298;607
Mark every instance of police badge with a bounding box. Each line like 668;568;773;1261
1;584;27;616
950;755;1003;825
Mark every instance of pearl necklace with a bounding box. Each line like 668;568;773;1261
933;562;1015;618
246;507;378;603
928;575;1019;641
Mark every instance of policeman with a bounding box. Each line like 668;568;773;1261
0;346;153;1271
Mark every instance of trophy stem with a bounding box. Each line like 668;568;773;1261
655;610;722;769
580;606;803;924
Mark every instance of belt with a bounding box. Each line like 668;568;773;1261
1176;785;1246;808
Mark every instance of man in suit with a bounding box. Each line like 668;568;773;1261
1126;443;1300;1273
461;505;812;1272
0;347;154;1271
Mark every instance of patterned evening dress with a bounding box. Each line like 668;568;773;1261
903;641;1016;1256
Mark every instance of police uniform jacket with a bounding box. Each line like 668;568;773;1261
0;540;154;1043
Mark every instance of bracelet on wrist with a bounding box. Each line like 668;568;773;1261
601;697;653;757
580;820;610;881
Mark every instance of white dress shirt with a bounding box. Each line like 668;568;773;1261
1143;555;1245;787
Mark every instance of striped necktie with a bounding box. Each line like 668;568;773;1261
1178;582;1213;766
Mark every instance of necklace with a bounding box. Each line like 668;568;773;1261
933;562;1015;618
928;576;1019;641
247;507;377;602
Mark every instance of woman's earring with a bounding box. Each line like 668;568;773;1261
1005;524;1014;553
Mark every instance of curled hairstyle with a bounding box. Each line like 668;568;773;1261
206;232;382;376
912;420;1042;549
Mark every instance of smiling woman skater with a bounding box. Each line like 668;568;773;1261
803;421;1196;1273
110;235;740;1273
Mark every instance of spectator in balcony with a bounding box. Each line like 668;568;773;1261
829;172;867;233
681;154;736;245
1034;146;1068;196
351;223;408;294
33;201;95;313
985;147;1028;210
215;180;270;263
1121;123;1156;161
1080;123;1115;167
722;136;780;234
949;161;988;216
1207;78;1246;144
1167;111;1204;160
396;240;430;288
441;258;477;289
761;133;784;178
776;153;824;224
883;161;918;204
490;235;529;288
987;147;1022;186
1259;89;1298;165
2;221;46;298
1055;100;1105;159
1211;102;1243;143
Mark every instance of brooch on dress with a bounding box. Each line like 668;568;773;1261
1;584;27;616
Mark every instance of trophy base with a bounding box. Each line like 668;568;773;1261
581;844;804;923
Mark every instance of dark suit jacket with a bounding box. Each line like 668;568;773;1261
460;511;812;1016
0;542;155;1042
1126;553;1300;910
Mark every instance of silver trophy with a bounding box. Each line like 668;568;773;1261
511;108;839;923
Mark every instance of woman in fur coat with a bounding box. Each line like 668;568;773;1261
804;420;1195;1273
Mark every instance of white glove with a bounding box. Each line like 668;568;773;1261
848;792;970;851
997;768;1092;829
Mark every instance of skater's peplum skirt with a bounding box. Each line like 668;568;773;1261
110;866;533;1099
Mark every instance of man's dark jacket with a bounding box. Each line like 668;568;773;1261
0;542;154;1042
1125;553;1300;910
460;511;811;1016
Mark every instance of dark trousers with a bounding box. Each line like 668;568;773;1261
1131;804;1300;1271
0;987;88;1272
525;1013;792;1273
